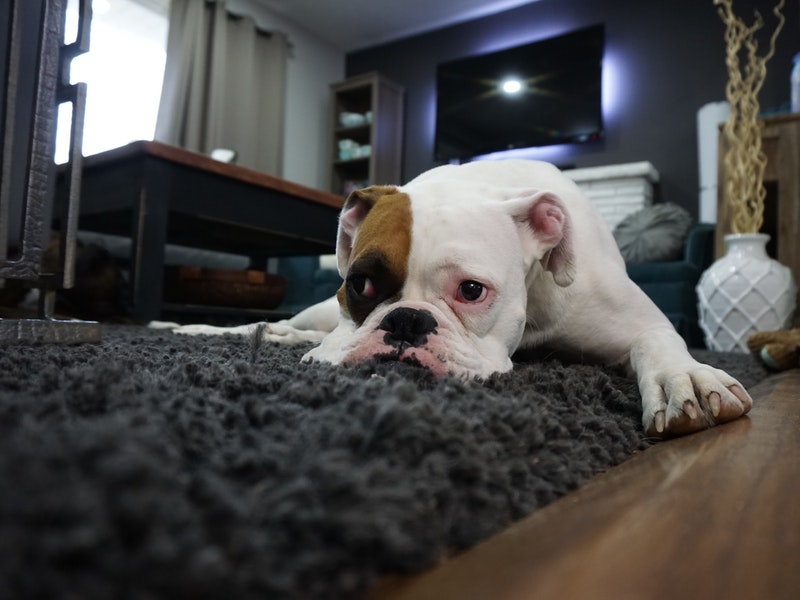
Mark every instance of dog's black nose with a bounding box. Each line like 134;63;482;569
379;307;438;349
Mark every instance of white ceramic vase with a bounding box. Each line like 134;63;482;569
697;233;796;352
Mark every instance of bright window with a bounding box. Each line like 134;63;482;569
56;0;169;163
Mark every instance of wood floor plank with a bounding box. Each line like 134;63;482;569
373;370;800;600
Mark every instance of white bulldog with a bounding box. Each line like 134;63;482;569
166;159;752;437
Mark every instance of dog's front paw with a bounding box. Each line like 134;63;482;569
639;364;753;438
166;323;262;336
260;321;328;345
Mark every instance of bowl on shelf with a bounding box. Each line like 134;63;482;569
339;112;366;128
338;138;357;160
353;144;371;158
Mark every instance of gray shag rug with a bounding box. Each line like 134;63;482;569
0;324;768;599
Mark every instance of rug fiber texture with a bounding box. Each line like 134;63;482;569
0;325;767;599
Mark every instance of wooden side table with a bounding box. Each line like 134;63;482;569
716;112;800;314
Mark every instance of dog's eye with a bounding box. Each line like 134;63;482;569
348;274;376;298
457;280;487;303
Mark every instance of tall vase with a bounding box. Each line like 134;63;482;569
697;233;796;352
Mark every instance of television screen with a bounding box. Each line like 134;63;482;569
434;25;605;161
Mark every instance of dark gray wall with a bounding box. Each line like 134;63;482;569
346;0;799;218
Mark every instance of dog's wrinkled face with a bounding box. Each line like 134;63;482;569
304;180;571;379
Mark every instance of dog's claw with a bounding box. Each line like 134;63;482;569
682;399;698;420
709;391;721;417
655;411;665;433
728;385;752;413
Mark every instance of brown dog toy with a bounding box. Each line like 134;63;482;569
747;329;800;371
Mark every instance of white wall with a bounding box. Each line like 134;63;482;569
228;0;344;190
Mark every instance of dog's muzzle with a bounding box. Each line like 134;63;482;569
378;307;438;351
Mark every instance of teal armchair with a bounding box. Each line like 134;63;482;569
625;223;716;348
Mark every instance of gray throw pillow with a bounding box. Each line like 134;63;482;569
613;203;693;264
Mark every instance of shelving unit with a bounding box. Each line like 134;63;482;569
329;72;404;195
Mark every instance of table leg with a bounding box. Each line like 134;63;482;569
129;162;170;322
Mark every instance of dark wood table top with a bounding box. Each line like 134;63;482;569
79;140;344;210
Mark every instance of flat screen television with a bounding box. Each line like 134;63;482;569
434;24;605;161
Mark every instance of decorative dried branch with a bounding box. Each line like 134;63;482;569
715;0;785;234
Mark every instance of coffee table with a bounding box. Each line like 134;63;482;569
56;141;344;322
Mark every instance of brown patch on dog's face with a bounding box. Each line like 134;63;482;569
350;191;412;273
339;190;412;326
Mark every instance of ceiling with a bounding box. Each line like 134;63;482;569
252;0;539;51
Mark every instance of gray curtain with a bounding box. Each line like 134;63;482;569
155;0;288;175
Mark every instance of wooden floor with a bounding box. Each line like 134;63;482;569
372;369;800;600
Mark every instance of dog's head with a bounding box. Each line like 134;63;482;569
306;179;574;378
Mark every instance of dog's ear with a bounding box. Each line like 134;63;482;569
506;190;575;286
336;185;396;276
